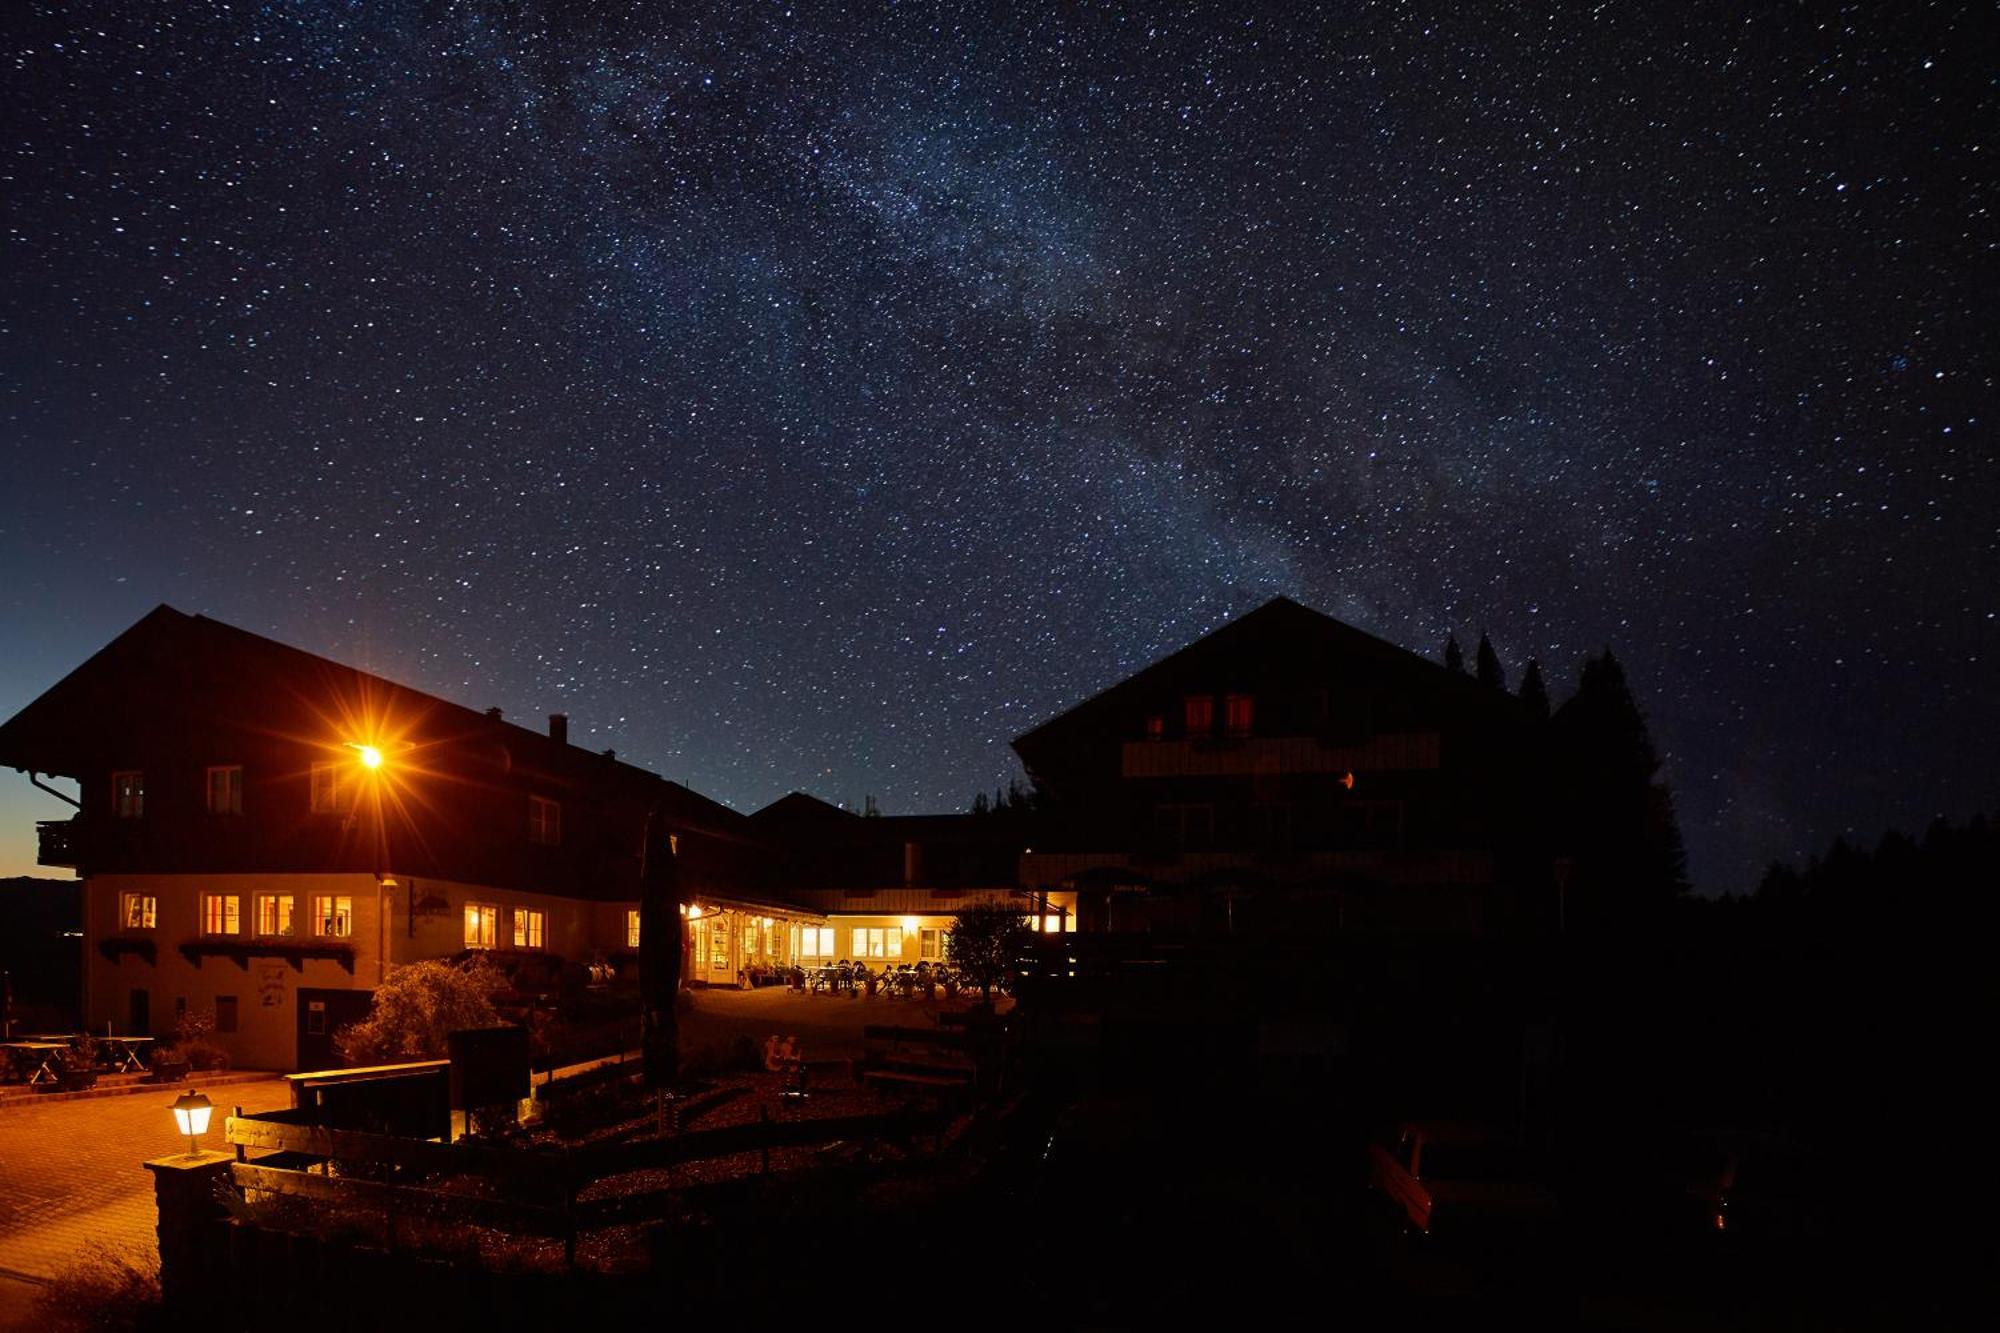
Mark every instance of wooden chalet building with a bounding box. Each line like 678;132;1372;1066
1012;597;1550;936
0;606;810;1069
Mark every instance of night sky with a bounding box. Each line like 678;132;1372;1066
2;2;1993;889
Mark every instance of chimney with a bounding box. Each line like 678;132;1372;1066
484;707;504;721
549;713;568;745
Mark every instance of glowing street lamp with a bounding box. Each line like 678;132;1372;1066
353;743;384;770
169;1090;214;1159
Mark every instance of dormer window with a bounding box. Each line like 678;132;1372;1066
529;796;562;846
1224;694;1255;737
1183;695;1215;737
111;770;144;818
1145;714;1165;741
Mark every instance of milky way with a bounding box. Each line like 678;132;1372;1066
2;2;1994;889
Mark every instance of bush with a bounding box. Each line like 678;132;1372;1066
33;1244;160;1332
165;1008;230;1071
335;956;506;1065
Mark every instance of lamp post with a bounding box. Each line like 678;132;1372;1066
169;1090;213;1159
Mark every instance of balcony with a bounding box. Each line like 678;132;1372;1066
36;819;81;868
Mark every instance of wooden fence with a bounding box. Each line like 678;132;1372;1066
224;1099;956;1264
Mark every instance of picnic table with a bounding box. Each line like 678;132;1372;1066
98;1034;155;1073
0;1040;68;1085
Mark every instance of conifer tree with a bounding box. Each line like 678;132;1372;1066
1519;658;1550;720
1476;633;1507;690
1444;632;1466;674
1551;649;1689;924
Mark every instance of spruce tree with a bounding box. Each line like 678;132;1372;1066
1519;658;1551;720
1444;632;1466;674
1551;649;1690;925
1476;633;1507;690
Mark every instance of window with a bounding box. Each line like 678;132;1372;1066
626;909;641;949
214;996;238;1033
120;893;157;930
848;927;902;959
920;928;942;959
313;895;353;938
255;894;295;936
206;765;244;814
309;762;342;814
1183;695;1215;736
201;894;241;936
111;771;144;818
799;926;835;958
1144;713;1165;741
528;796;562;846
514;908;546;949
465;904;498;949
1154;803;1215;850
1224;693;1255;736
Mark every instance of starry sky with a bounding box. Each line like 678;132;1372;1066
2;2;1993;889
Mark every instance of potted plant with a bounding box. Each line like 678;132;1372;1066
150;1043;191;1083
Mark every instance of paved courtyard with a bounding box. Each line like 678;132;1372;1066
681;984;1008;1063
0;1078;293;1291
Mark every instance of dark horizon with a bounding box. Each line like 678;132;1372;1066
4;2;1994;891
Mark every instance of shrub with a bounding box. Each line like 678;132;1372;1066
946;902;1034;1004
33;1244;160;1332
335;956;506;1065
167;1008;230;1071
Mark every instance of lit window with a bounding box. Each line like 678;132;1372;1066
255;894;295;936
120;893;156;930
1044;915;1062;934
800;927;835;957
920;928;942;959
1145;714;1165;741
1183;695;1214;736
851;926;896;958
1224;694;1254;736
528;796;562;846
626;909;641;949
313;895;353;938
309;763;342;814
514;908;546;949
206;765;244;814
111;771;144;818
465;904;498;949
202;894;241;936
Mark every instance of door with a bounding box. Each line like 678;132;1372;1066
295;987;375;1071
128;987;150;1037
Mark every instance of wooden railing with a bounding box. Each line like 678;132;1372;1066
224;1100;956;1263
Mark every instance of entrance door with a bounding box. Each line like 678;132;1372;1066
295;988;375;1071
694;915;737;985
128;987;150;1037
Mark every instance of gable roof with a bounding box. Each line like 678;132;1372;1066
0;605;753;842
1012;595;1518;762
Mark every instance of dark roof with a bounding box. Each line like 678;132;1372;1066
0;604;753;842
1012;595;1504;754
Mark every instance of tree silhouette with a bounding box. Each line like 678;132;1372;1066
1476;633;1507;690
1443;632;1466;674
1518;657;1551;720
945;902;1033;1006
1551;649;1689;924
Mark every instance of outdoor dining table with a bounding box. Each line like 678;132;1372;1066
0;1040;68;1085
98;1033;155;1073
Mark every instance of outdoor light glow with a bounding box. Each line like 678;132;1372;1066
170;1090;214;1158
688;905;703;919
357;744;384;769
900;916;919;934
